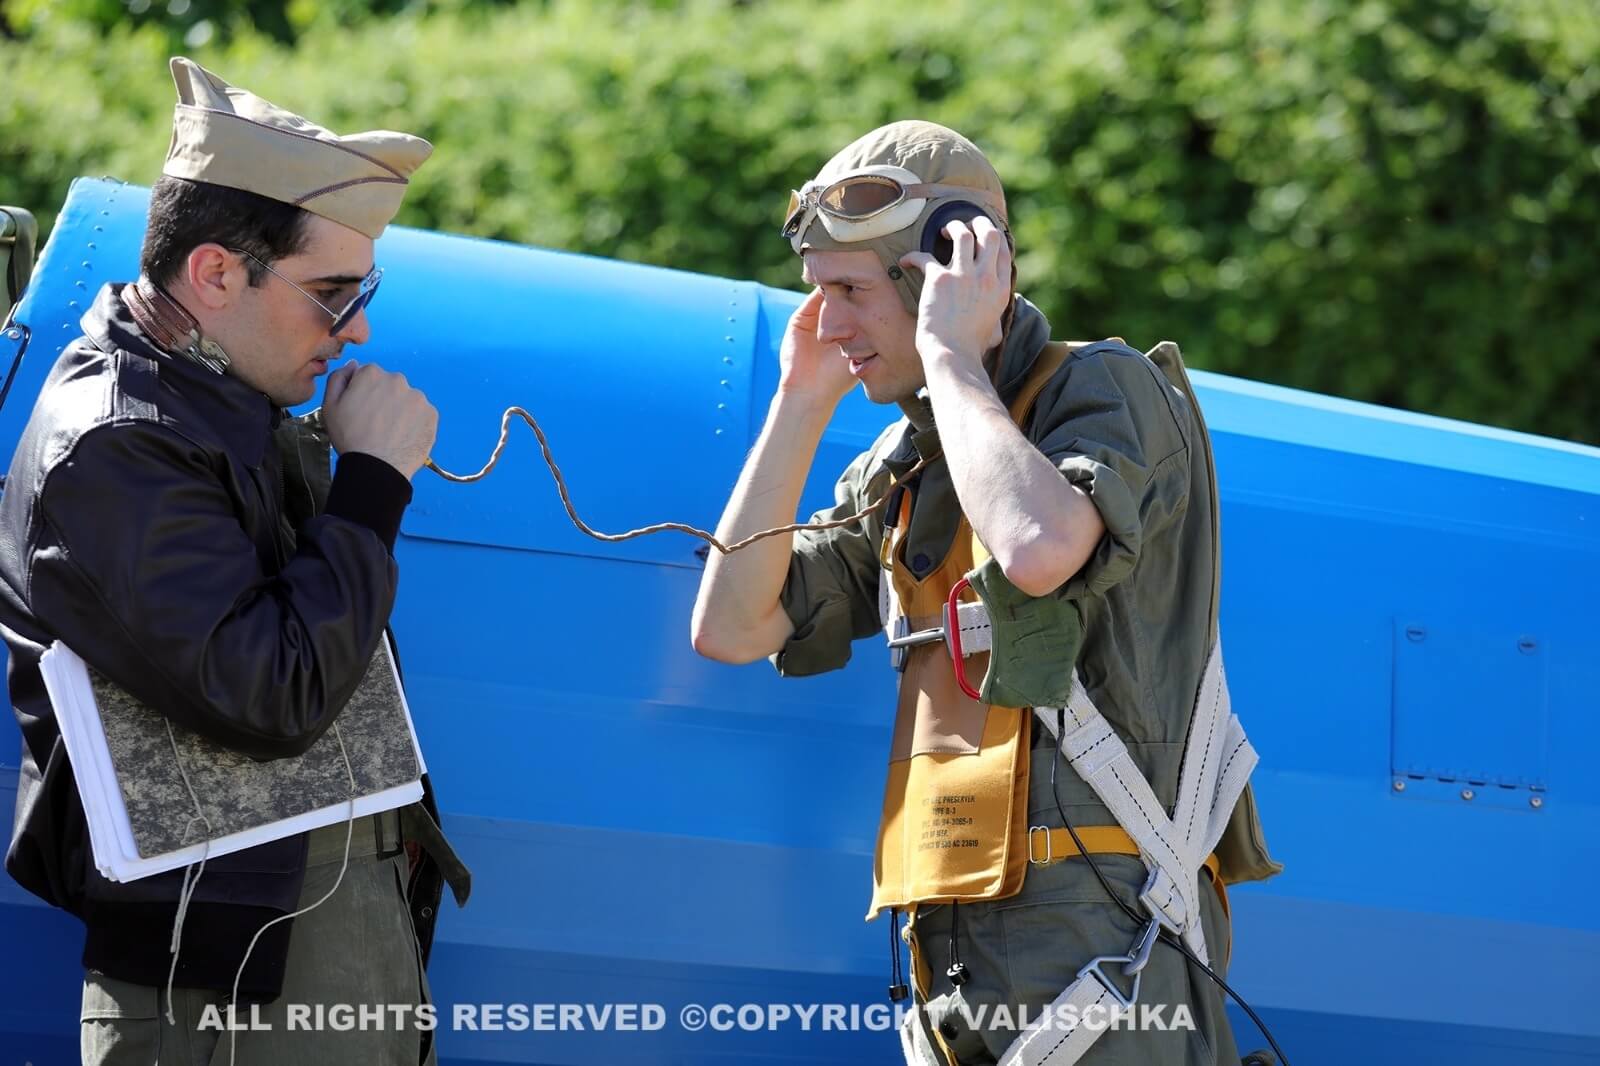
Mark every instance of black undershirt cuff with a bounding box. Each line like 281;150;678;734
322;452;413;552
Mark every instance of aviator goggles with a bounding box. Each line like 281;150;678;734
781;165;1002;252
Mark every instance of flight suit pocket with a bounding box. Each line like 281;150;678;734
999;890;1217;1064
81;973;161;1064
82;972;158;1022
967;556;1083;710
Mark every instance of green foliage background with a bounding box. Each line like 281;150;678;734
3;0;1597;443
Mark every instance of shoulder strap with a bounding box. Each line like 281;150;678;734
1005;341;1072;425
1005;338;1135;426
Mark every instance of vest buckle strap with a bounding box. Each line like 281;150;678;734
884;580;990;691
1027;825;1054;865
887;615;948;672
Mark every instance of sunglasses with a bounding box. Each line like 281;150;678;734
234;248;383;337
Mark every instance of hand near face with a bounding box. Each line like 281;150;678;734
777;286;856;407
898;215;1012;371
322;360;439;479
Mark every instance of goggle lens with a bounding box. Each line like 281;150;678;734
819;175;905;218
782;190;806;237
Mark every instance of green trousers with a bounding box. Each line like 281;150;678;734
81;816;436;1066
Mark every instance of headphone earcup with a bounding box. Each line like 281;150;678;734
921;201;988;266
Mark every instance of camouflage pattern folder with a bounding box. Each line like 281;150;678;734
42;637;424;882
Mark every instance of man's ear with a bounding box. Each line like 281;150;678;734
184;243;247;312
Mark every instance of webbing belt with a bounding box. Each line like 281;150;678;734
1025;825;1220;886
305;809;404;867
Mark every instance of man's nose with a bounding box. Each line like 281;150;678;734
336;307;371;346
815;296;853;345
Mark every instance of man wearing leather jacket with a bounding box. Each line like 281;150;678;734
0;57;468;1064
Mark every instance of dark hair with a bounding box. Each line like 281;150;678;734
139;176;312;289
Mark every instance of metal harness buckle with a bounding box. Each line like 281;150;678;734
1027;825;1054;865
883;578;982;698
1075;919;1161;1010
887;616;946;672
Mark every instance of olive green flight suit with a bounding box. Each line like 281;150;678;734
774;297;1278;1065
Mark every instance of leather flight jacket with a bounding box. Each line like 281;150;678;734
0;282;468;1000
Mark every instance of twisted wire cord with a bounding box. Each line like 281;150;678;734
423;406;931;554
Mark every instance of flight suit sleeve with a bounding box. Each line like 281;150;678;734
770;430;897;678
1029;344;1190;600
968;344;1191;708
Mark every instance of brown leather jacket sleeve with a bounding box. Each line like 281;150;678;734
27;420;403;760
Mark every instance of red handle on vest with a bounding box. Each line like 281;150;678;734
945;576;982;701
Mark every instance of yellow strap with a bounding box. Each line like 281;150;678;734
1027;825;1221;884
1005;341;1073;422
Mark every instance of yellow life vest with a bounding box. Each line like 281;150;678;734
867;343;1073;915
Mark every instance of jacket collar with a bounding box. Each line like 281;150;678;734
884;294;1053;475
85;283;281;466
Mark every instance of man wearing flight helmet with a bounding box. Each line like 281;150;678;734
692;120;1280;1066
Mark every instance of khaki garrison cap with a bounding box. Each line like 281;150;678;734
162;56;431;239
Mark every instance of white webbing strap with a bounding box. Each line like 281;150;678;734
1054;640;1254;951
1034;639;1255;964
994;967;1116;1066
1170;639;1257;887
1041;683;1203;955
898;968;1122;1066
900;1002;947;1066
1155;637;1256;957
903;600;994;654
996;638;1257;1066
883;588;995;665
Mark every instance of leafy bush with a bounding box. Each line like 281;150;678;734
3;0;1597;442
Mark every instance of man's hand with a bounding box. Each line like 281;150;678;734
322;361;439;479
692;288;843;664
899;215;1012;371
778;287;856;407
900;216;1102;596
